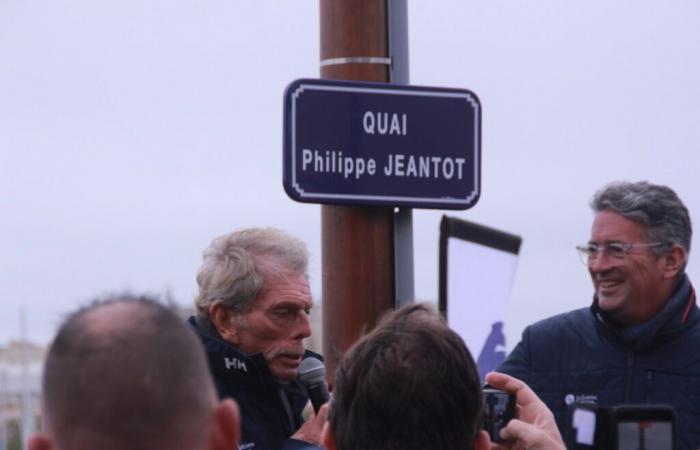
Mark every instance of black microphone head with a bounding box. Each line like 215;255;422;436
298;357;326;385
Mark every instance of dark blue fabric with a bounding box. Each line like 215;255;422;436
280;439;322;450
498;275;700;450
189;317;322;450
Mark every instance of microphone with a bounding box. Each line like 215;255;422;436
298;357;329;413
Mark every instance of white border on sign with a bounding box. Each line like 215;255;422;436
290;83;481;206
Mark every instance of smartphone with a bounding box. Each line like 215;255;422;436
612;405;675;450
568;404;611;449
568;403;676;450
482;388;516;442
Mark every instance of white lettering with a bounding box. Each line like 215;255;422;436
299;149;382;179
302;149;313;170
406;155;417;177
394;154;405;176
316;151;324;171
380;155;468;179
455;158;466;179
442;158;454;179
419;156;429;177
389;114;401;135
224;357;248;372
377;112;388;134
363;112;407;136
363;111;375;134
367;158;376;175
343;157;354;178
355;158;365;179
431;157;441;175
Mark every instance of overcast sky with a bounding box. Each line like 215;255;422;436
2;1;699;350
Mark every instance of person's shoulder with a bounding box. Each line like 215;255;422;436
524;307;593;337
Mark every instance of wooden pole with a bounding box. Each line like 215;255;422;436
319;0;395;380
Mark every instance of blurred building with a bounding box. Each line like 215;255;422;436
0;340;45;450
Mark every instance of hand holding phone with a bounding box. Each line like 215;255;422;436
484;372;566;450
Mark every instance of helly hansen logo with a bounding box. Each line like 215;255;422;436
224;357;248;372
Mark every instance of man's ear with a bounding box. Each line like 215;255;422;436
209;304;240;344
661;245;686;280
27;434;54;450
210;398;240;450
321;422;336;450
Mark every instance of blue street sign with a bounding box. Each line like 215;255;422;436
283;78;481;210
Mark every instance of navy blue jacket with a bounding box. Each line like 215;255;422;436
189;317;321;450
498;275;700;450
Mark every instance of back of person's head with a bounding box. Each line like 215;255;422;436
324;303;487;450
31;295;238;450
592;181;692;258
194;227;309;319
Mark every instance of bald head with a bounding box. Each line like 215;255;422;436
39;295;232;450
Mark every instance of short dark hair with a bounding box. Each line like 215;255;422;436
42;295;215;450
592;181;692;271
329;303;483;450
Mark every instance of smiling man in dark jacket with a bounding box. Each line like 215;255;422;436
190;228;326;450
498;181;700;450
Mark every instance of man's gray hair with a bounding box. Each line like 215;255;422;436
591;181;692;260
194;228;309;318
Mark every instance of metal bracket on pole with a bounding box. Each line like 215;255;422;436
394;207;415;307
388;0;415;308
320;56;392;67
388;0;409;86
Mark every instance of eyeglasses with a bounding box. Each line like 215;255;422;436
575;242;670;265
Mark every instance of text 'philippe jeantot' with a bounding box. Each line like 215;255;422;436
300;111;467;181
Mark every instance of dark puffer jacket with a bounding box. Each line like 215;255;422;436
189;317;321;450
498;275;700;450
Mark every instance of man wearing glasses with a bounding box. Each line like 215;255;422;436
498;181;699;450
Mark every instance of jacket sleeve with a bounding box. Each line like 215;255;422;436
495;326;532;383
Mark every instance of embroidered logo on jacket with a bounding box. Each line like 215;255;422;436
565;393;598;405
224;357;248;372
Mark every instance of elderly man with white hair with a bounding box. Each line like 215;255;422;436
189;228;326;450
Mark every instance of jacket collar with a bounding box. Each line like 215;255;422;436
591;274;697;350
187;316;322;388
188;315;273;384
